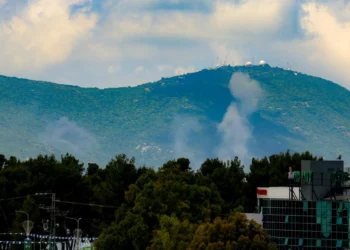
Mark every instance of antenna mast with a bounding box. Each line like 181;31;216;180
287;62;291;70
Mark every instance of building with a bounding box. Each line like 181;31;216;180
245;61;252;67
256;160;350;249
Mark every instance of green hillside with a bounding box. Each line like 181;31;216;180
0;65;349;167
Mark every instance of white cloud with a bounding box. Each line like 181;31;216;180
0;0;98;73
103;0;290;42
267;1;350;89
174;66;196;76
0;0;349;89
135;65;145;73
107;65;120;73
156;64;172;71
322;1;350;22
81;43;121;61
0;0;6;8
297;2;350;86
82;0;296;86
211;0;286;35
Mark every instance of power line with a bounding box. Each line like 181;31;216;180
0;196;28;202
55;200;118;209
0;194;52;202
0;195;117;208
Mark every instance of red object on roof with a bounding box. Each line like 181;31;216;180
256;188;267;195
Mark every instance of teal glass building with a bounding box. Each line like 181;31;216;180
257;160;350;249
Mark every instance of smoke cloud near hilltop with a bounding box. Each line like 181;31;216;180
38;117;100;162
216;72;264;166
171;73;263;169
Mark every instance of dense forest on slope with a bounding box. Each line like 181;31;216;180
0;150;322;249
0;65;349;167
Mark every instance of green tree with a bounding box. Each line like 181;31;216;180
199;157;246;214
189;213;277;250
103;154;138;206
94;211;150;250
132;159;223;228
148;214;195;250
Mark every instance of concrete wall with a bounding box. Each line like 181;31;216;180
301;160;344;200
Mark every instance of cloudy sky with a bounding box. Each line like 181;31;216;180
0;0;349;89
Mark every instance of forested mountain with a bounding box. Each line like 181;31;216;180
1;64;349;167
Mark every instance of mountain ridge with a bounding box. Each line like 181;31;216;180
1;65;349;168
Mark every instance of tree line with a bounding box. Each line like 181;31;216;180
0;151;322;249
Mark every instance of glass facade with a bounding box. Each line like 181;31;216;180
260;199;350;249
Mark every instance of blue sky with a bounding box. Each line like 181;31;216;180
0;0;349;89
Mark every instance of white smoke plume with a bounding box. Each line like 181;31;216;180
217;72;264;165
39;117;99;162
172;115;207;169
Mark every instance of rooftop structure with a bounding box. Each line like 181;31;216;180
257;160;350;249
259;60;266;65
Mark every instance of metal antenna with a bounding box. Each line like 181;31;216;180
66;217;83;250
287;62;291;70
15;210;33;238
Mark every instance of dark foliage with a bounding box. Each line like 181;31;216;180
0;150;321;249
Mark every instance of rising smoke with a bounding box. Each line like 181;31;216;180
216;72;264;165
172;115;209;169
38;117;100;162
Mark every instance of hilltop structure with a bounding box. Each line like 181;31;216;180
259;60;266;66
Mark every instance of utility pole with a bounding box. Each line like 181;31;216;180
51;193;56;238
35;193;57;249
35;192;70;249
